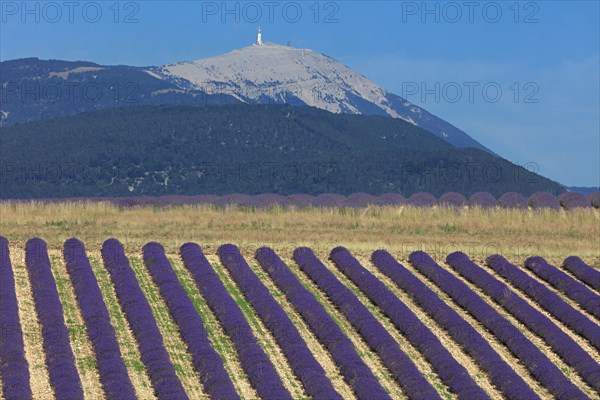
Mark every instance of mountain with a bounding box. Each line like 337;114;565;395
1;44;491;152
566;186;600;196
0;104;563;199
149;43;492;152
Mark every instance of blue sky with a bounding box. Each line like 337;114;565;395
1;0;598;187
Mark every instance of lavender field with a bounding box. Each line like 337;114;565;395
1;236;599;400
3;1;598;399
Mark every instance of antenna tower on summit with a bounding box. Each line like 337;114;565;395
257;27;263;46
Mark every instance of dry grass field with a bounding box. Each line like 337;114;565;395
1;201;598;265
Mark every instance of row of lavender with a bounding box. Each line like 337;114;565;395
0;238;31;399
1;237;598;399
105;191;599;210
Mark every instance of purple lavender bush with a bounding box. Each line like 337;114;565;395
497;192;528;209
528;192;560;210
376;193;407;206
468;192;497;208
113;196;154;208
588;192;600;208
313;193;346;207
407;192;437;207
214;193;252;207
438;192;467;208
244;193;290;208
342;193;380;208
286;194;316;208
557;192;591;209
162;195;221;206
192;194;222;205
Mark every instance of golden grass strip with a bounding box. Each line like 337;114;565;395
1;202;598;266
